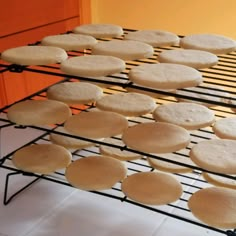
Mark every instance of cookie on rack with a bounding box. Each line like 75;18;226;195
158;49;218;69
188;187;236;228
202;172;236;190
122;122;190;154
124;29;179;47
175;84;230;107
65;155;127;190
152;102;215;130
72;23;124;38
121;171;183;205
47;82;103;105
91;40;154;61
99;138;143;161
50;127;102;150
212;117;236;140
41;33;97;51
180;33;236;54
147;153;194;173
190;139;236;174
7;100;71;125
60;55;126;77
1;45;68;65
64;110;129;139
128;63;202;90
96;92;156;117
12;144;72;174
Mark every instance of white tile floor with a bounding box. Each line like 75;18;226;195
0;117;228;236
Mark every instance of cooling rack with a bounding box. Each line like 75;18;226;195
0;28;236;235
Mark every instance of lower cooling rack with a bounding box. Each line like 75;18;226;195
0;87;235;236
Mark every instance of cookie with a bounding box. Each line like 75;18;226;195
128;63;202;89
158;49;218;69
1;45;68;65
122;122;190;153
121;171;183;205
96;92;156;117
124;29;179;47
41;33;97;51
152;102;215;130
60;55;126;77
65;155;127;190
12;144;72;174
180;33;236;54
7;100;71;125
91;40;154;61
47;82;103;105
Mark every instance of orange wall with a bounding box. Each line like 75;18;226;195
91;0;236;38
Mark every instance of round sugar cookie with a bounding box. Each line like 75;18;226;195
41;33;97;51
99;138;143;161
202;172;236;190
50;127;101;149
7;100;71;125
60;55;126;77
91;40;154;61
121;171;183;205
213;117;236;140
188;187;236;228
147;154;194;173
129;63;202;90
158;49;218;69
180;33;236;54
47;82;103;105
12;144;72;174
122;122;190;154
175;84;230;107
152;102;215;130
65;155;127;190
64;111;129;139
1;45;68;65
190;139;236;174
72;23;123;38
96;92;156;117
124;29;179;47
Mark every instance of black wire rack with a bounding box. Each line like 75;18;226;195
0;28;236;235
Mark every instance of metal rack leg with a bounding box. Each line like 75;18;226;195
3;171;42;205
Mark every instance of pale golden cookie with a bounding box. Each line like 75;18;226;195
50;127;101;149
72;23;123;38
213;117;236;140
1;46;68;65
180;33;236;54
60;55;126;77
99;138;143;161
12;144;72;174
122;122;190;154
41;33;97;51
65;155;127;190
121;171;183;205
190;139;236;174
202;172;236;190
7;100;71;125
64;111;129;139
124;29;179;47
128;63;202;89
158;49;218;69
96;92;156;117
91;40;154;61
47;82;103;105
147;153;194;173
188;187;236;228
152;102;215;130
